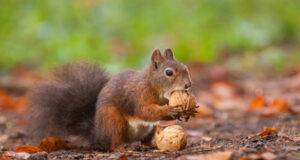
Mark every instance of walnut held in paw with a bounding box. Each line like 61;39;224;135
155;125;187;151
169;90;198;121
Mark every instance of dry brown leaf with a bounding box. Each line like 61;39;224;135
210;80;238;99
188;151;233;160
250;95;289;117
12;67;42;83
16;144;43;153
118;155;128;160
249;94;265;110
0;89;14;109
0;88;27;111
0;153;12;160
281;136;293;141
269;99;288;112
257;127;277;137
289;104;300;114
39;137;69;152
0;151;11;160
13;97;27;111
243;152;276;160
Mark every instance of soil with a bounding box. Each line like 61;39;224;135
0;65;299;160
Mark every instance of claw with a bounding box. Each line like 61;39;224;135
195;105;200;108
191;114;196;117
184;117;190;122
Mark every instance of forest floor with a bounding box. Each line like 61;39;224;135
0;65;299;160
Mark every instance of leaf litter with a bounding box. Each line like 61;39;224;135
0;65;299;159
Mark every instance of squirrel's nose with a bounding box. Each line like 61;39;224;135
185;82;192;89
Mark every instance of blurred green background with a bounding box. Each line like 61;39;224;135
1;0;300;72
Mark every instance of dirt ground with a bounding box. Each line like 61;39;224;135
0;65;299;160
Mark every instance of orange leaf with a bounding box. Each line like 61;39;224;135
249;95;265;110
12;96;27;111
0;151;12;160
281;136;292;140
270;99;288;112
118;155;128;160
16;144;43;153
257;127;277;137
39;137;69;152
0;89;14;109
187;151;233;160
0;157;12;160
0;88;27;111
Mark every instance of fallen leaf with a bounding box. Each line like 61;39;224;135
250;96;289;117
244;152;276;160
12;67;42;83
39;137;69;152
289;104;300;114
0;88;27;111
185;151;233;160
261;152;277;160
281;136;292;140
0;135;9;143
270;99;288;112
201;136;212;142
210;80;238;99
88;154;94;158
15;152;31;159
1;150;31;159
0;89;14;109
256;127;277;137
1;151;14;160
249;94;265;110
16;144;43;154
0;157;12;160
214;97;244;110
118;155;128;160
13;97;27;111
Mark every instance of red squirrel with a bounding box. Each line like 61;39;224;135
28;48;192;151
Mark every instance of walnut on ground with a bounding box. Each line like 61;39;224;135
155;125;187;151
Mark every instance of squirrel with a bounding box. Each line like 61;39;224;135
27;48;192;151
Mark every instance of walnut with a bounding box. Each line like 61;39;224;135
169;90;197;121
155;125;187;151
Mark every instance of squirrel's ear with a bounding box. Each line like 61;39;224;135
164;48;174;60
151;49;164;70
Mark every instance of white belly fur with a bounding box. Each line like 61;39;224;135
126;120;159;143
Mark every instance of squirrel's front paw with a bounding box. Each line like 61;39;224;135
168;105;184;121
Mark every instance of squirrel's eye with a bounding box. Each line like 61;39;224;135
166;70;173;76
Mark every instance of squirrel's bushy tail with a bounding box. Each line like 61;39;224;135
27;62;109;141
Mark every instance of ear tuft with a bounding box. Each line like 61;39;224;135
151;49;164;69
164;48;174;60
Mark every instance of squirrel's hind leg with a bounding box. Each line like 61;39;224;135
93;106;127;151
141;126;156;147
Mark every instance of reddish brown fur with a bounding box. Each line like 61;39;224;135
28;49;192;151
27;62;109;142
